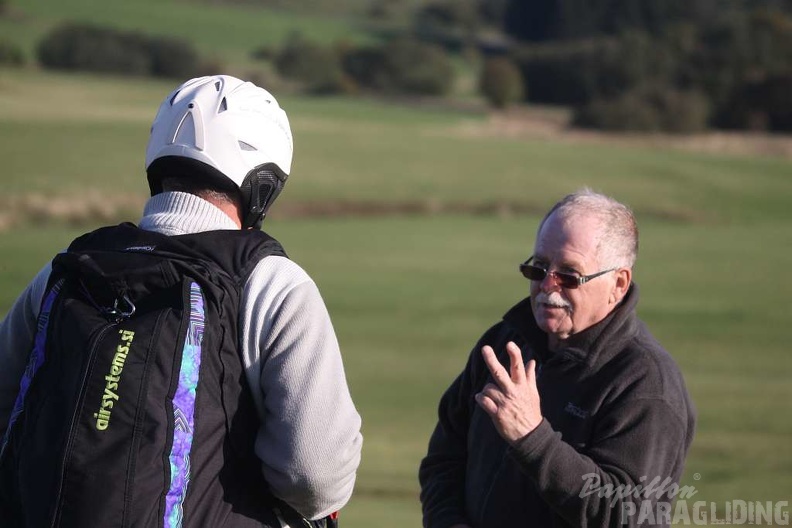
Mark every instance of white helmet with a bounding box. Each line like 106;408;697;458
145;75;293;227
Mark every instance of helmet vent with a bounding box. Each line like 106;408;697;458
219;97;228;113
169;91;180;106
215;81;222;91
173;112;199;148
238;140;257;151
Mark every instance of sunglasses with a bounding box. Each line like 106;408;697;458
519;257;616;289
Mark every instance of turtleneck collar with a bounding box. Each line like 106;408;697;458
504;284;641;368
138;192;240;236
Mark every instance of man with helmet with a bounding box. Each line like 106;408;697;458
0;76;362;527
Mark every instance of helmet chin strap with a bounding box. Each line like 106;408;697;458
241;164;287;229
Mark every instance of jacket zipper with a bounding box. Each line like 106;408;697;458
50;323;114;527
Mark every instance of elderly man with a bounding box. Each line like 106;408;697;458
419;189;695;528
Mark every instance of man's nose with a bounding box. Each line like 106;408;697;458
539;271;561;292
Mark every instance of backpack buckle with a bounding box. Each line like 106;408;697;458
102;293;136;323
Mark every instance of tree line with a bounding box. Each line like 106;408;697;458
423;0;792;132
2;0;792;133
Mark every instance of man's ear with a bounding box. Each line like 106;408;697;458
611;268;632;304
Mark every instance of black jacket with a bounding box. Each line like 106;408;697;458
419;285;696;528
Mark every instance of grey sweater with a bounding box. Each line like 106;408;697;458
0;192;363;520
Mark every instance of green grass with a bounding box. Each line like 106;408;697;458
2;69;792;226
1;69;792;527
1;0;376;66
269;215;792;510
2;215;791;525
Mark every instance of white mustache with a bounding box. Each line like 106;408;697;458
535;292;571;309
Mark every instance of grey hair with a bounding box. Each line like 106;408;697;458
539;188;639;269
160;175;243;209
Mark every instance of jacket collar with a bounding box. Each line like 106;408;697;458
503;284;640;368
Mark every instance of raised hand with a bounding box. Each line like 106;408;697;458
475;341;542;444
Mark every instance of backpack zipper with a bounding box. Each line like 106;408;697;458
50;322;114;527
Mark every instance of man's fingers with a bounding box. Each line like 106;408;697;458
526;359;537;385
475;391;498;415
506;341;525;383
481;345;510;389
479;383;502;402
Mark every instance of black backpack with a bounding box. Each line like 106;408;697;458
0;223;335;528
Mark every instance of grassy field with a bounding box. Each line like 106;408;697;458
0;0;378;68
1;68;792;527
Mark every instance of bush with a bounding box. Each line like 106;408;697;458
358;38;456;96
250;45;276;62
502;0;722;42
512;32;679;106
414;1;477;33
274;37;344;94
479;56;525;108
0;38;24;67
478;0;510;26
573;85;710;133
37;24;149;75
36;23;201;79
367;0;405;20
382;38;455;95
147;36;201;79
681;9;792;108
341;46;389;90
715;74;792;132
341;38;455;96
